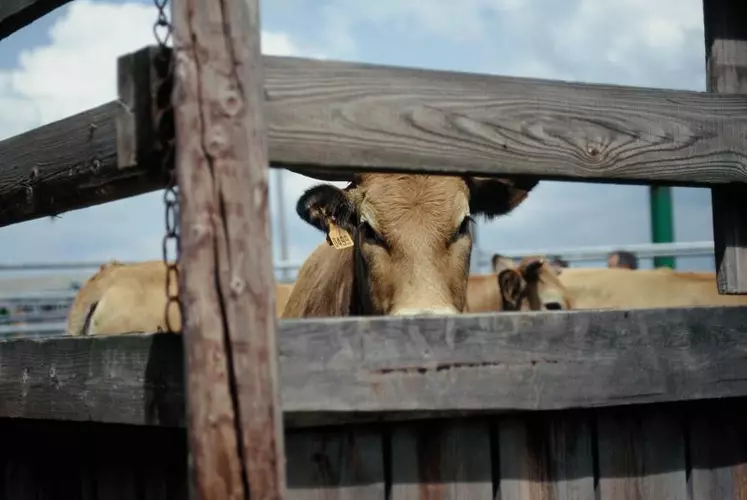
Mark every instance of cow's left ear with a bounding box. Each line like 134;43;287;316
467;177;539;219
497;269;526;311
296;184;357;235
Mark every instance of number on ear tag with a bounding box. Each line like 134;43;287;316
328;222;354;249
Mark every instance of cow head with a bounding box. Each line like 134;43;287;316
492;254;572;311
296;172;538;316
515;256;573;310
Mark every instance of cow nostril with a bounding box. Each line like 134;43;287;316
545;302;562;310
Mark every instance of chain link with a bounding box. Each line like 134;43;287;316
152;0;180;333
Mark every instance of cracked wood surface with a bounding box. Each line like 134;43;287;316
5;45;747;227
171;0;285;498
1;307;747;428
704;0;747;295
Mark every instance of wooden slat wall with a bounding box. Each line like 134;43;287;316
498;412;595;500
4;399;746;499
285;426;386;500
390;419;493;499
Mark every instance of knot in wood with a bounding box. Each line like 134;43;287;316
586;145;601;157
230;276;245;295
221;89;243;116
206;127;228;156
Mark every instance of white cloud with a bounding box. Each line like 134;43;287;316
0;0;323;140
0;0;330;269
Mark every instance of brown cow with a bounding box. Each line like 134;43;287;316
66;260;294;336
281;173;538;318
557;266;747;309
466;256;573;313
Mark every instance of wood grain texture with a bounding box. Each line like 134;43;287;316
498;412;595;500
704;0;747;294
171;0;285;498
0;0;70;40
261;55;747;185
0;100;164;228
116;46;158;174
389;418;493;499
597;406;688;500
2;306;747;428
7;46;747;227
285;427;385;499
688;399;747;500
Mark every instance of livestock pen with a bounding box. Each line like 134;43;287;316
1;0;747;499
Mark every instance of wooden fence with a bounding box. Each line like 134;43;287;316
1;0;747;499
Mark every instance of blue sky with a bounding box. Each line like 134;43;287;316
0;0;716;282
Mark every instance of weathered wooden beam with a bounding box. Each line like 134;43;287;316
5;46;747;228
261;56;747;186
703;0;747;295
139;48;747;186
170;0;285;498
2;306;747;428
0;45;167;229
0;0;71;41
0;100;164;227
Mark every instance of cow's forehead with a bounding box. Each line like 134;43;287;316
355;174;470;233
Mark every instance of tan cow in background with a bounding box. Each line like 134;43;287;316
466;256;574;312
556;266;747;309
66;260;295;336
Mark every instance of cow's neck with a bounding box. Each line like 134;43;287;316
349;228;375;315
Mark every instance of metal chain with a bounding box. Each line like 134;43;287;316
152;0;180;333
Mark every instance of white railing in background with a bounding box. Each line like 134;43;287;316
0;240;717;338
273;240;716;276
0;240;716;283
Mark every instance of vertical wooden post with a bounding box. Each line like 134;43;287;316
170;0;286;498
703;0;747;294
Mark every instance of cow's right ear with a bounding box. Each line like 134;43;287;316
497;269;526;311
296;184;357;234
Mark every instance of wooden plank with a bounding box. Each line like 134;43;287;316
498;412;595;500
261;55;747;185
389;418;493;499
597;405;688;500
116;46;158;175
703;0;747;295
688;398;747;500
170;0;285;498
7;46;747;227
285;427;385;499
2;306;747;427
0;100;164;227
0;0;71;41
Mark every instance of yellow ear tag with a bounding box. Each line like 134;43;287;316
328;222;354;250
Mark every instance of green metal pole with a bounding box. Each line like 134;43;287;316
649;185;676;269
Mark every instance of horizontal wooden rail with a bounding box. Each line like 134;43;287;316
0;0;72;41
1;305;746;429
0;101;165;227
4;45;747;226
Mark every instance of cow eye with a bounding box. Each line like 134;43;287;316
360;221;387;248
453;215;474;242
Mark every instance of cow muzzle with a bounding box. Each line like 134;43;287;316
390;307;459;317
